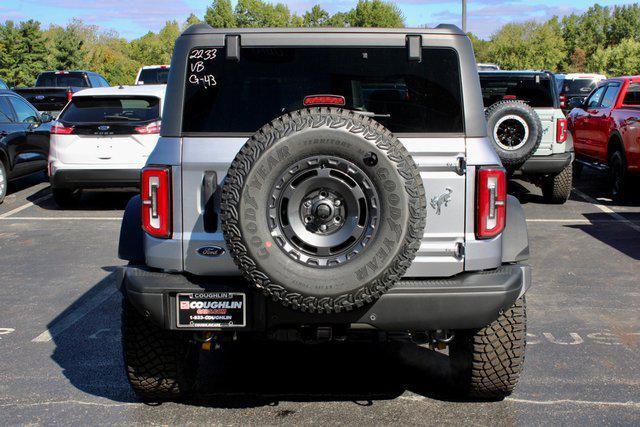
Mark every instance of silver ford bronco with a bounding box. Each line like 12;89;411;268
118;24;531;401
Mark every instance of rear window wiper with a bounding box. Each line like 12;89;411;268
354;111;391;118
102;115;140;122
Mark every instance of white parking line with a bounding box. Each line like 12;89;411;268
32;282;120;343
525;218;640;223
573;188;640;233
0;194;52;219
0;217;121;221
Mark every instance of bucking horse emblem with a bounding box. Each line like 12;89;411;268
430;188;453;215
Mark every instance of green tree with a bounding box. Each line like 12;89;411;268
347;0;404;27
326;12;350;27
303;5;330;27
607;4;640;46
0;21;24;86
591;38;640;76
468;32;489;63
0;20;50;86
204;0;237;28
183;13;202;29
484;19;565;71
234;0;292;27
86;36;139;85
51;25;85;70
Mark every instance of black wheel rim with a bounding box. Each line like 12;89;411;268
268;155;380;267
495;117;528;150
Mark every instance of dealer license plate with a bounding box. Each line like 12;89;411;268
176;292;246;328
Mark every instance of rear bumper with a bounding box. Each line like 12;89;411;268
51;169;140;189
519;152;573;175
122;264;531;332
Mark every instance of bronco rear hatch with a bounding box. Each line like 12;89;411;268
177;36;471;277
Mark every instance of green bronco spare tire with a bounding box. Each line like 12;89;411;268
221;107;426;313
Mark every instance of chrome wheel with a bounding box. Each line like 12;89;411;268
268;156;380;267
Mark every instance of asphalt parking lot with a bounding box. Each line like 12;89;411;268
0;169;638;425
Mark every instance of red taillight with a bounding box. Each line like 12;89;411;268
135;120;161;134
303;95;346;106
50;122;74;134
141;166;171;238
559;95;567;109
66;90;73;102
502;95;517;100
476;168;507;239
556;118;568;143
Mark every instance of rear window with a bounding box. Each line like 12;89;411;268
138;68;170;85
59;96;160;123
623;83;640;106
182;47;463;134
560;78;597;96
480;73;556;108
36;73;88;88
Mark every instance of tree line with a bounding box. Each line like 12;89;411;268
1;1;639;87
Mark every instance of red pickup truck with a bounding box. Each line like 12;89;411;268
567;76;640;201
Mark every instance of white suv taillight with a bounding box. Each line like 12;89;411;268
476;167;507;239
141;166;171;238
135;120;161;134
556;118;568;143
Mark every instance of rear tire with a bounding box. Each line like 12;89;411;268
542;163;572;204
609;149;629;203
122;298;199;400
52;187;81;208
0;161;7;204
450;297;527;400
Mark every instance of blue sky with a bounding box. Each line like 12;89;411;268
1;0;639;39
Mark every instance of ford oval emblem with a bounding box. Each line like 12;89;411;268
197;246;225;257
35;95;45;100
98;125;110;131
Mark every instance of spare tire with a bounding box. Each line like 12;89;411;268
485;100;542;168
221;108;426;313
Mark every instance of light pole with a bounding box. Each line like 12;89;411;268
462;0;467;33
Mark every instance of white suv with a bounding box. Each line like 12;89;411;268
48;85;165;207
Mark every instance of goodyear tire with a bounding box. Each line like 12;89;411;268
486;101;543;168
450;297;527;400
122;298;199;400
221;108;426;313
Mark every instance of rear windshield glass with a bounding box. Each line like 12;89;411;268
138;68;170;85
182;47;463;134
623;83;640;106
60;96;160;123
480;73;556;108
36;73;88;88
560;78;597;96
